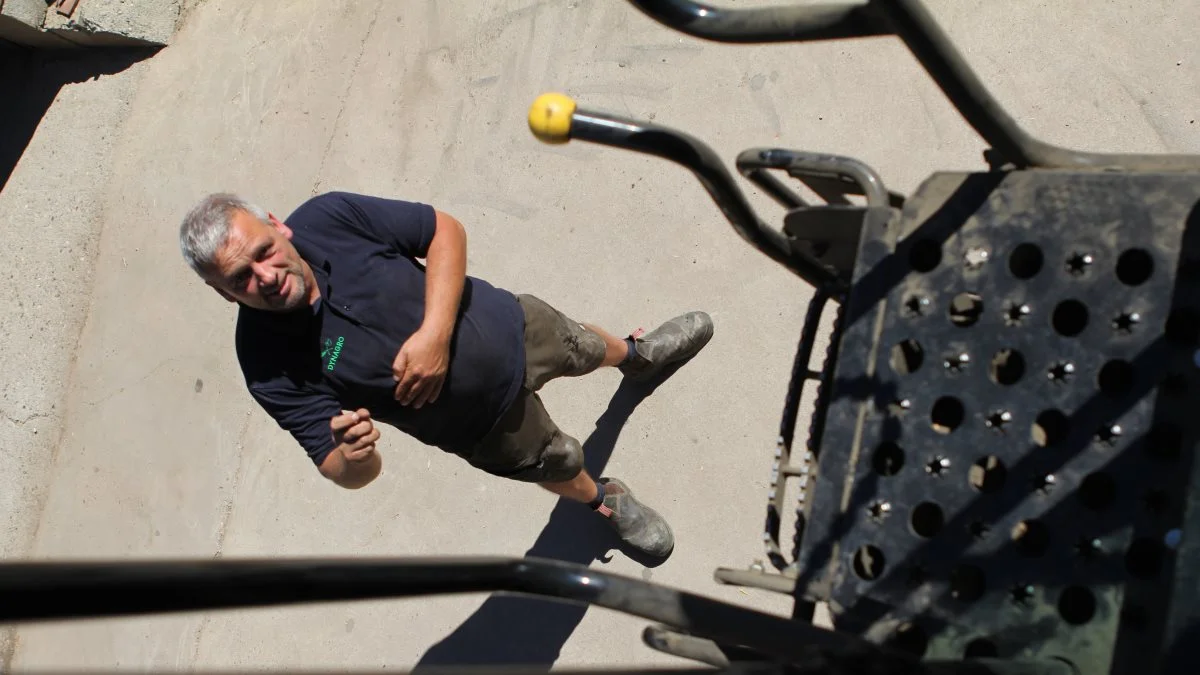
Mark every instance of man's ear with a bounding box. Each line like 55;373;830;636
267;213;294;240
205;280;238;303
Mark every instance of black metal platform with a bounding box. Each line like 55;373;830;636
797;171;1200;673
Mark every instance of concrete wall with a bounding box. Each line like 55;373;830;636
44;0;180;47
0;47;156;669
0;0;73;47
0;0;180;47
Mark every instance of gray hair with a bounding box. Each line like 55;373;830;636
178;193;269;274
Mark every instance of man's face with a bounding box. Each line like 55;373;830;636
203;210;312;312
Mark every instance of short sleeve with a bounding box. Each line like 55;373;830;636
296;192;437;258
247;377;342;467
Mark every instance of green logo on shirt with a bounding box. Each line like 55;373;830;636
323;336;345;371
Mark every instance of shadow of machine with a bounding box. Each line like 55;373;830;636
5;2;1200;673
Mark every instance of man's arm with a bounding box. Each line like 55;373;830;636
392;210;467;408
245;377;383;489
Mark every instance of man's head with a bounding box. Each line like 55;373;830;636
179;193;315;312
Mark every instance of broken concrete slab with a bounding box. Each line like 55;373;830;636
43;0;180;47
0;0;74;47
2;0;47;27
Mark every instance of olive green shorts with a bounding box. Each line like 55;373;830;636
460;294;607;483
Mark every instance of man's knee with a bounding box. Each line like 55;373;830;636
498;430;583;484
540;431;584;482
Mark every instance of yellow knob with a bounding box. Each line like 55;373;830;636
528;93;576;144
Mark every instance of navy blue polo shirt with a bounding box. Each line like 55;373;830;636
235;192;526;466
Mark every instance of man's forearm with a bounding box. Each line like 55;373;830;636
422;211;467;340
319;450;382;489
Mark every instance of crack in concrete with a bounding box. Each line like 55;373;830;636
1;630;16;672
310;0;384;196
2;412;53;428
190;3;384;665
80;356;187;407
187;407;253;666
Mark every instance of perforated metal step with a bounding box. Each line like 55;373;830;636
797;171;1200;674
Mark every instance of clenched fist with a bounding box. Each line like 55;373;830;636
330;408;380;461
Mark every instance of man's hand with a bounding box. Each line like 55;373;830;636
331;408;380;460
392;328;450;408
320;408;382;489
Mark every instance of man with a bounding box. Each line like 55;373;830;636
178;191;713;558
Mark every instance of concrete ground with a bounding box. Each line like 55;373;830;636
1;0;1197;670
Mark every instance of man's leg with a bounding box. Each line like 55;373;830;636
466;388;674;558
582;323;630;368
540;466;599;503
518;294;713;387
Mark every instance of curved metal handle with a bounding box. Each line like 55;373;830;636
626;0;886;43
737;148;890;208
0;556;904;667
528;94;840;287
626;0;1200;172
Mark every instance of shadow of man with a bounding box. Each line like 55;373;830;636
415;372;677;669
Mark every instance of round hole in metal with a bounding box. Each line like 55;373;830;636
1079;472;1117;510
1009;243;1043;279
1052;300;1089;336
852;545;886;580
1166;308;1200;346
886;623;928;657
909;239;942;273
890;339;924;375
1098;359;1135;397
1143;488;1171;515
1058;586;1097;625
1126;538;1165;580
1116;248;1154;286
1121;604;1148;632
1147;424;1182;462
872;441;905;476
1033;410;1069;448
968;456;1006;493
931;397;965;434
910;502;944;538
1162;373;1188;398
906;564;928;588
949;292;984;327
964;638;999;659
1011;520;1050;557
950;564;986;603
990;349;1025;385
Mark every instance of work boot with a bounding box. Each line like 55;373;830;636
618;311;714;381
595;477;674;558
